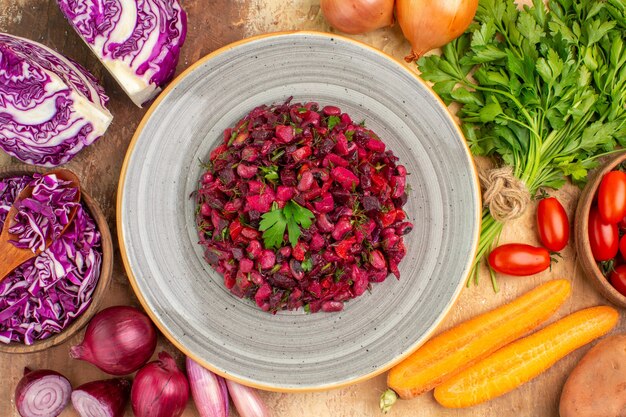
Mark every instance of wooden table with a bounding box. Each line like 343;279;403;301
0;0;623;416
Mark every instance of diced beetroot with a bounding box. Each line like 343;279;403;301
223;198;243;213
332;218;352;241
292;242;308;261
334;133;349;155
369;250;387;270
322;105;341;116
247;240;262;259
292;146;312;162
246;192;274;213
278;246;292;258
321;301;344;312
310;233;325;252
259;250;276;269
351;267;369;296
394;209;407;221
370;173;387;194
224;272;236;289
249;270;264;286
229;219;243;240
391;175;406;199
302;187;323;201
297;170;314;192
335;237;357;260
240;227;260;240
247;180;263;194
237;163;258;179
255;283;272;307
396;222;414;236
241;146;259;162
275;125;294;143
276;186;296;201
210;144;228;161
379;210;397;227
331;167;360;189
369;269;388;283
239;258;254;273
314;193;334;213
307;281;322;298
365;138;386;152
324;154;349;168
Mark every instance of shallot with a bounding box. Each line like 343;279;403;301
321;0;394;34
71;378;130;417
15;368;71;417
131;351;190;417
186;357;229;417
226;379;270;417
70;306;157;375
396;0;478;61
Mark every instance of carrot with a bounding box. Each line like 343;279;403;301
385;279;571;404
433;306;619;408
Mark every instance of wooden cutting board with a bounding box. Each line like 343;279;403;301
0;0;623;416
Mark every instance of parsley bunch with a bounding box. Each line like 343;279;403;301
418;0;626;289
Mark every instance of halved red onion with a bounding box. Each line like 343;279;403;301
15;368;71;417
71;378;130;417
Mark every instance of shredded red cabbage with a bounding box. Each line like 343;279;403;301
9;174;79;253
0;175;102;345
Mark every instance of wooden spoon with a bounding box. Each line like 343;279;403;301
0;169;81;282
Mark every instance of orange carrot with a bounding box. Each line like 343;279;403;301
384;279;571;405
434;306;619;408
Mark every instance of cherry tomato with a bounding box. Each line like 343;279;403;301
609;265;626;297
598;170;626;224
536;197;569;251
488;244;551;276
620;235;626;260
588;207;619;261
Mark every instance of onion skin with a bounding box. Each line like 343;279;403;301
71;378;130;417
15;368;72;417
225;379;270;417
396;0;478;61
70;305;157;376
186;357;229;417
321;0;394;34
131;351;190;417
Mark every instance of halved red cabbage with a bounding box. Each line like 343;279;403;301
0;33;113;167
0;175;101;345
57;0;187;107
9;174;80;253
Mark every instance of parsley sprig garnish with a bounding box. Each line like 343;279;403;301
259;200;314;249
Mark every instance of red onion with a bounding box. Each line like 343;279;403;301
186;357;229;417
131;351;190;417
71;378;130;417
70;306;157;375
15;368;71;417
225;379;270;417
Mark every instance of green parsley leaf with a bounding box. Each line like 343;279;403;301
301;258;313;272
259;200;314;249
327;116;341;131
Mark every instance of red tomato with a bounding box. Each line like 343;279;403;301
609;265;626;297
598;170;626;224
588;207;619;261
536;197;569;251
620;235;626;259
488;244;551;276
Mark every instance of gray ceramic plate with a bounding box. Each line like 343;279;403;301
118;32;481;391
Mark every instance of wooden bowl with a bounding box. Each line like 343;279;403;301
0;166;113;353
575;151;626;309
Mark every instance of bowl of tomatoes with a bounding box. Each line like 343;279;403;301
575;151;626;308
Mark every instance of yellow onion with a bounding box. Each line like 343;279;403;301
397;0;478;62
321;0;394;35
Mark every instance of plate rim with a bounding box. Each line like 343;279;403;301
116;30;483;392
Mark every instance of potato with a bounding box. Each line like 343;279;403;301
559;334;626;417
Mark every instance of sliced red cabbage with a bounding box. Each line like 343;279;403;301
0;33;113;167
0;175;101;345
9;174;80;253
56;0;187;107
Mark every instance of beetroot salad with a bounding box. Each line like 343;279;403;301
195;99;412;313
